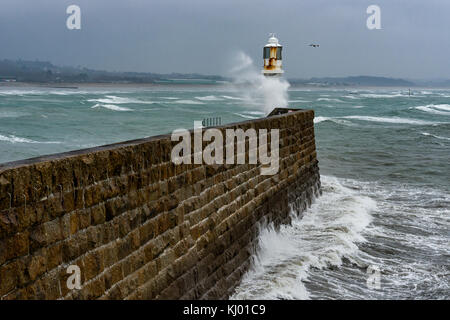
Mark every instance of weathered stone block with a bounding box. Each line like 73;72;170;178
0;109;319;301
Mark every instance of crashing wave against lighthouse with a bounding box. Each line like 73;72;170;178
228;34;290;114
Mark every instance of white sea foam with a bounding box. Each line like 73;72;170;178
342;116;436;125
243;111;265;115
359;93;405;98
288;99;311;103
314;116;330;123
421;132;450;141
288;88;312;92
50;91;86;96
227;51;290;114
414;105;450;116
0;134;60;144
141;108;163;111
0;134;35;143
173;99;205;105
0;111;30;118
317;98;343;102
88;95;153;105
222;95;244;101
336;180;450;299
314;116;353;126
342;95;361;100
231;176;375;300
413;104;450;116
195;95;223;101
343;95;359;99
233;112;259;119
233;175;449;300
315;115;438;126
433;104;450;111
0;90;41;96
0;89;102;96
91;104;133;111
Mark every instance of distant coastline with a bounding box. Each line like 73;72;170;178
2;59;450;88
2;82;450;91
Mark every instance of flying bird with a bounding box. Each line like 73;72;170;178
309;44;320;48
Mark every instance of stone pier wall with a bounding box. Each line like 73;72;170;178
0;109;320;300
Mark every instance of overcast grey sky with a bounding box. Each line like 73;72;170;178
1;0;449;79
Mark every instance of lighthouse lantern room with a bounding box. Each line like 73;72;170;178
262;33;284;77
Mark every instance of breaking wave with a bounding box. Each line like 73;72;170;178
314;115;443;126
359;93;405;98
342;95;361;100
88;95;153;105
289;99;311;103
228;51;290;114
0;111;30;118
314;116;353;126
160;97;179;100
195;95;224;101
243;110;265;115
233;112;259;119
341;116;438;125
413;104;450;116
91;104;133;111
317;98;343;102
421;132;450;141
173;99;205;105
222;95;244;101
0;134;61;144
231;176;375;300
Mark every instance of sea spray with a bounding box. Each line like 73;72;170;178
230;176;376;300
228;52;290;114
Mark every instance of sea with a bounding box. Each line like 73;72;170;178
0;84;448;299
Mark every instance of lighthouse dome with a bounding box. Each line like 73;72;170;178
265;34;281;47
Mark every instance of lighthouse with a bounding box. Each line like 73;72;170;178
262;34;284;77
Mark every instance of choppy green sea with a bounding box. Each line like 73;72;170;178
0;85;448;299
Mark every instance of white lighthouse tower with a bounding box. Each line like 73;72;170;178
262;33;284;77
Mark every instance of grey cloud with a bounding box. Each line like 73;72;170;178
0;0;449;79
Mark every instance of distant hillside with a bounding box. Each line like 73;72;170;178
2;59;449;87
289;76;416;87
0;59;227;84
